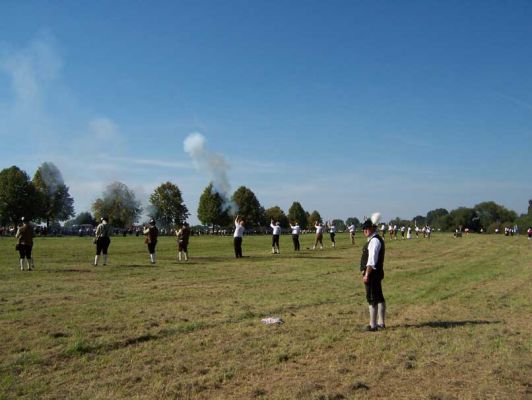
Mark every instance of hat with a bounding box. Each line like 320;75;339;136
362;212;381;229
361;219;374;229
149;219;155;225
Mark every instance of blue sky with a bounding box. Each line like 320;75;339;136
1;0;531;224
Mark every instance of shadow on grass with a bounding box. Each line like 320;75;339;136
397;320;501;329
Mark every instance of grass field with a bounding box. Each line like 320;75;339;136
0;233;530;399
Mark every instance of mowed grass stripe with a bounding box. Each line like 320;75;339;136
0;233;531;399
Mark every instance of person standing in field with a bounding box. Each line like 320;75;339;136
290;221;301;251
270;219;281;254
327;221;337;248
16;217;35;271
347;223;356;245
94;217;111;266
527;227;532;240
407;226;412;239
143;219;159;264
233;215;245;258
360;213;386;332
176;222;191;261
313;221;324;250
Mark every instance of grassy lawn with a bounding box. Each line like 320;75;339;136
0;233;531;399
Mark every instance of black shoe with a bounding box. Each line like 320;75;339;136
366;326;378;332
377;324;386;329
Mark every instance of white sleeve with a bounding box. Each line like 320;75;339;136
366;237;381;269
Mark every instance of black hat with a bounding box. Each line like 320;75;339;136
361;219;374;229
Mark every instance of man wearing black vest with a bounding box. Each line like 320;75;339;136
360;214;386;332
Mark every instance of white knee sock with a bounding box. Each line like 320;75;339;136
94;255;99;266
369;305;377;328
20;259;24;270
378;302;386;326
103;255;108;265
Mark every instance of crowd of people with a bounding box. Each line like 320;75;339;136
9;213;531;333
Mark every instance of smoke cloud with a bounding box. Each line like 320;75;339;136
38;162;65;195
184;133;230;195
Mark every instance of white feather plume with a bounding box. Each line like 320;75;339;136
370;212;381;225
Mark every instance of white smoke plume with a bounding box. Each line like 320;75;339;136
184;132;236;212
38;162;65;195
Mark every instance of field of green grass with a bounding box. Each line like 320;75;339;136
0;233;530;399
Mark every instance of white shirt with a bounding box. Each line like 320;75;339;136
290;224;301;235
348;224;355;233
366;233;382;270
233;221;245;238
328;225;336;233
315;225;324;234
270;223;281;235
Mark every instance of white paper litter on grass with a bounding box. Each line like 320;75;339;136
261;317;284;325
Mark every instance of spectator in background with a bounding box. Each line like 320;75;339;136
143;219;159;264
94;217;111;266
270;219;281;254
290;221;301;251
16;217;35;271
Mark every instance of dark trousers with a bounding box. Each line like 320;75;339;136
18;244;33;259
234;237;242;258
147;242;157;254
365;275;385;306
272;235;280;249
292;234;300;251
96;237;111;255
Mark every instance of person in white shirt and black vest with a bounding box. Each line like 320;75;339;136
360;213;386;332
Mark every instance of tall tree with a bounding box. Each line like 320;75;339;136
0;166;40;225
197;183;231;229
448;207;477;230
265;206;289;228
149;182;189;226
331;219;346;231
287;201;308;229
33;162;75;228
473;201;517;230
231;186;264;228
91;181;141;228
345;217;360;228
308;210;322;228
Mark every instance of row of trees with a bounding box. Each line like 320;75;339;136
1;164;531;232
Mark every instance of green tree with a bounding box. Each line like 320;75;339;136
473;201;517;230
265;206;289;228
331;219;346;231
308;210;322;228
197;183;231;229
448;207;477;230
413;215;426;227
33;162;75;228
287;201;308;229
149;181;189;226
345;217;360;228
91;181;141;228
425;208;449;229
231;186;264;228
0;166;40;225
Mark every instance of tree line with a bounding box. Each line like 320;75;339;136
1;163;531;232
